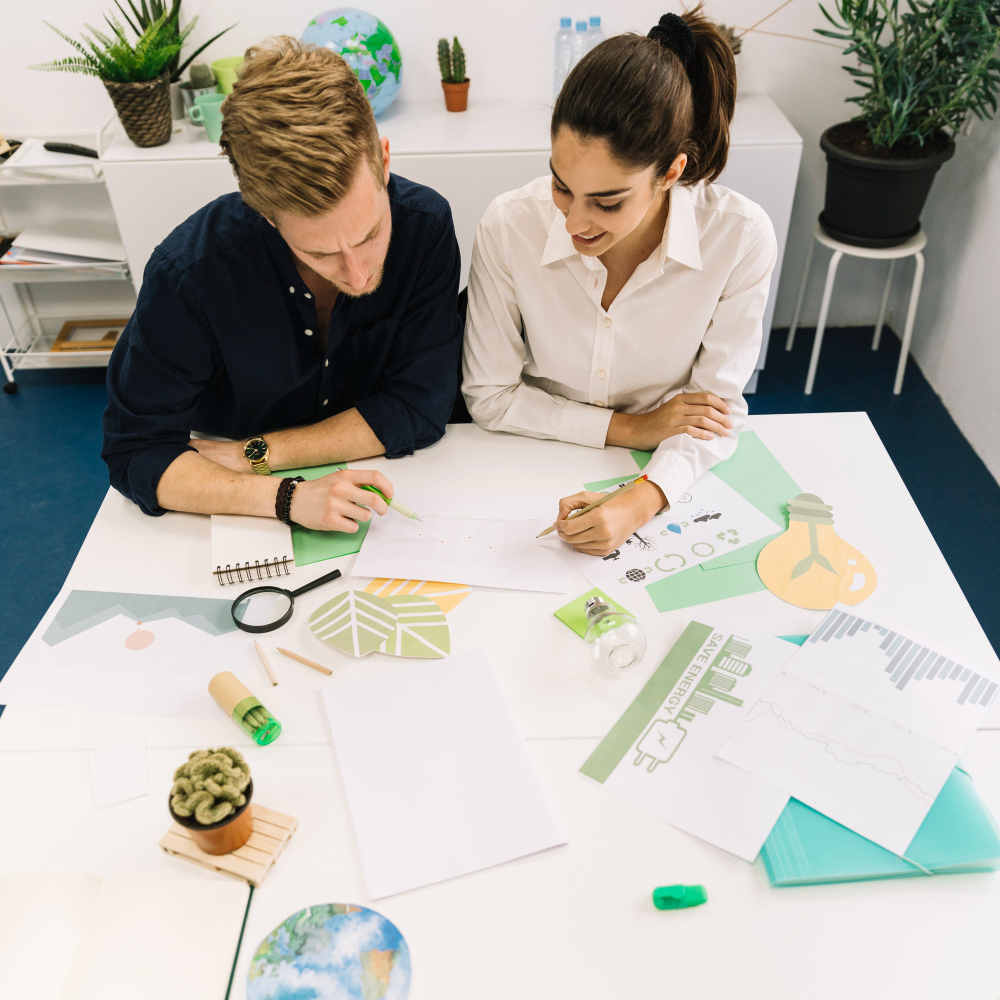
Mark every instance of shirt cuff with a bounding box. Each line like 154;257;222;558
121;441;196;516
642;452;698;510
354;393;414;458
556;400;614;450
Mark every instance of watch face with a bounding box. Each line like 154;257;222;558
244;438;267;462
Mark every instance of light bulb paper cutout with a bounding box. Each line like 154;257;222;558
757;493;877;610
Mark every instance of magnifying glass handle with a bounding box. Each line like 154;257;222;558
289;567;342;599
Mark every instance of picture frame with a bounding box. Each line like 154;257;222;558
50;317;129;352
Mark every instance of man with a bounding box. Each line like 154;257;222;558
102;37;461;532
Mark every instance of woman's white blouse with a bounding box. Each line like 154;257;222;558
462;176;778;505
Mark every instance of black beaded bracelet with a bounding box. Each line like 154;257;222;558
275;476;305;526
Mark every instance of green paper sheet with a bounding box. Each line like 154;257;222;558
583;475;640;492
554;588;632;638
272;463;371;566
645;432;801;613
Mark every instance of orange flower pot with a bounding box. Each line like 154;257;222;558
442;80;470;112
168;778;254;856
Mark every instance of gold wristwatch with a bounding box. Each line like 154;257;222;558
242;436;271;475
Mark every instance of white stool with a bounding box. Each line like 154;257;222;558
786;221;926;395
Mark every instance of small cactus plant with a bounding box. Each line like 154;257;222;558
437;37;468;84
188;59;215;89
170;747;250;825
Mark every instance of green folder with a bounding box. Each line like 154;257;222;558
585;433;800;613
762;769;1000;886
271;463;371;567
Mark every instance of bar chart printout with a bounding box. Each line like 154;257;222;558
718;605;999;854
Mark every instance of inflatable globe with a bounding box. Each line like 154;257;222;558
302;8;402;116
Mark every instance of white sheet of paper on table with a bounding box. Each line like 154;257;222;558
321;649;567;899
718;605;1000;854
89;738;149;810
582;470;780;597
0;588;249;720
352;493;587;592
579;618;796;861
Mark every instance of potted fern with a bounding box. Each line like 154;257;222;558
438;37;469;112
33;11;189;147
112;0;236;120
169;747;253;856
816;0;1000;247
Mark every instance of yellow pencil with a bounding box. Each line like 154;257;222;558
277;646;333;676
537;475;648;538
254;640;278;686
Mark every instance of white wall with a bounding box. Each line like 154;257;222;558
3;0;999;476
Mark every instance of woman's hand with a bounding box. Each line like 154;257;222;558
607;393;731;451
288;469;393;532
553;480;666;556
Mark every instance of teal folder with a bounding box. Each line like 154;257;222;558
761;768;1000;886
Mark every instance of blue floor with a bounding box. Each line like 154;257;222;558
2;325;998;681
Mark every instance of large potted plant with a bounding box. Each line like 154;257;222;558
169;747;254;855
817;0;1000;246
33;12;190;147
113;0;237;119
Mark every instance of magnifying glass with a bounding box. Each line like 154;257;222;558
231;567;343;633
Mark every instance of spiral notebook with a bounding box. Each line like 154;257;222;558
210;514;295;586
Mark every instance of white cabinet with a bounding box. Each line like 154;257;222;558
100;94;801;383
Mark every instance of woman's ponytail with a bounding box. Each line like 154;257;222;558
552;5;737;185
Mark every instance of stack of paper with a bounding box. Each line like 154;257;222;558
2;220;125;266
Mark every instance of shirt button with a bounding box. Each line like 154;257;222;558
304;292;312;299
304;329;314;337
597;370;606;379
603;317;612;328
324;359;329;367
323;398;329;406
289;286;295;294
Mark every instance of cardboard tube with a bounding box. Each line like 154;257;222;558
208;671;257;718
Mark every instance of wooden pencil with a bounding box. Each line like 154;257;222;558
277;647;333;676
254;640;278;686
536;475;648;538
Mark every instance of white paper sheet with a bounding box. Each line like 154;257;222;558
579;619;796;861
321;650;567;898
89;738;148;810
583;470;780;598
352;494;586;592
718;605;1000;854
0;589;249;720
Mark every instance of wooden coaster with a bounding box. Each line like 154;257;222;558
159;803;298;887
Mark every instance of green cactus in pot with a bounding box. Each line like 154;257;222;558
170;747;250;825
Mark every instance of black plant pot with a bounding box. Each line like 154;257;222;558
820;123;955;248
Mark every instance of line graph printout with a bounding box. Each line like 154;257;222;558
352;494;588;593
579;619;796;861
718;604;999;854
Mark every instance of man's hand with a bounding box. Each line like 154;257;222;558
289;469;394;532
188;438;249;473
607;393;731;452
553;480;666;556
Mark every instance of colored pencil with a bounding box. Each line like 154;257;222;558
254;640;278;686
277;646;333;676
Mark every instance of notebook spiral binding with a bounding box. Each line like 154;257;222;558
213;556;292;587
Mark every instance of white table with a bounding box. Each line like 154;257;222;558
2;414;999;1000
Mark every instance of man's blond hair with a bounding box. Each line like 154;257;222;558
220;36;383;220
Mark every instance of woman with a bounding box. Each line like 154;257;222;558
463;8;777;556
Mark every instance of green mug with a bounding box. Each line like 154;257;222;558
212;57;244;95
188;94;225;143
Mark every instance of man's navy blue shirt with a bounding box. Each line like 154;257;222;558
102;175;461;515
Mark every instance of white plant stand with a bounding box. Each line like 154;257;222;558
786;220;926;395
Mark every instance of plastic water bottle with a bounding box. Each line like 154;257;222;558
553;17;574;98
583;596;647;676
570;20;590;70
587;16;606;52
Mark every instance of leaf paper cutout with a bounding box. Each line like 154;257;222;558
309;589;397;657
378;594;450;658
364;578;472;614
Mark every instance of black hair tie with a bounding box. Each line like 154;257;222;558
648;12;697;70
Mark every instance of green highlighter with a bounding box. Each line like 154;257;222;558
652;884;708;910
359;484;422;521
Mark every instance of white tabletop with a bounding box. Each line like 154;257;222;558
1;414;998;999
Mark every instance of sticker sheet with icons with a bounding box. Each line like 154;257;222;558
582;470;780;592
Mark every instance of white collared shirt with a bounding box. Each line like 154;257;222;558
462;176;777;504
